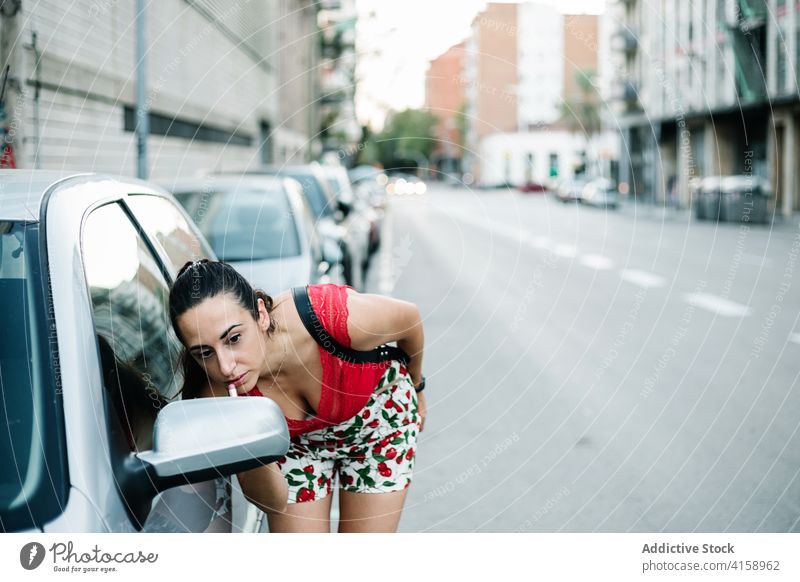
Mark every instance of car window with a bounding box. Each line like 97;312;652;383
175;187;301;261
82;203;229;532
125;195;208;273
281;172;333;218
82;203;182;452
0;222;67;532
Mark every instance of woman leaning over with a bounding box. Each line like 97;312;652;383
168;260;426;533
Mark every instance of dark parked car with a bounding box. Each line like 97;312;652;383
694;175;771;223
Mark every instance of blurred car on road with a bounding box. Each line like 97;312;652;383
519;181;548;194
579;177;619;209
555;178;588;203
349;164;389;210
694;175;771;223
387;173;427;196
167;175;329;295
0;170;288;533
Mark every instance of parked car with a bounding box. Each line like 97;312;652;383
0;171;288;533
167;175;330;295
555;178;587;203
349;166;388;252
694;175;771;223
349;165;389;206
248;164;368;289
321;165;378;283
519;181;548;194
579;177;619;209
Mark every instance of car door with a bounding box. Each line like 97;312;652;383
81;200;237;532
124;193;268;533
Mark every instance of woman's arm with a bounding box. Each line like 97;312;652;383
346;291;424;382
236;463;288;514
346;291;427;430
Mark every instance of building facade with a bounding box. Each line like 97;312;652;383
0;0;321;178
425;41;466;178
449;2;615;187
612;0;800;216
318;0;360;159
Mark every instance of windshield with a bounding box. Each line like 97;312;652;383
0;222;67;531
175;187;302;262
279;171;334;219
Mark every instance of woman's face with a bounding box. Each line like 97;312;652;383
176;292;270;395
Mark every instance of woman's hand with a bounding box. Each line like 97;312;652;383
416;391;427;432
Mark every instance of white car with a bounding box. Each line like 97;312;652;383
168;175;330;295
0;171;288;533
321;165;374;290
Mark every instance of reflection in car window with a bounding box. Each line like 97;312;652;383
175;187;301;261
82;203;182;452
126;195;206;272
83;204;229;532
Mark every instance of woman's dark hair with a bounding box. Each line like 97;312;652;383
168;259;275;399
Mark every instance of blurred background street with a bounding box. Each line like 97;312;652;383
373;184;800;532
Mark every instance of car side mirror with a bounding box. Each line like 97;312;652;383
126;398;288;527
337;199;352;218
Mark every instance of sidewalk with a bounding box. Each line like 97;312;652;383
615;199;800;232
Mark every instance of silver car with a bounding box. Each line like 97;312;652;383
0;171;288;533
168;175;330;295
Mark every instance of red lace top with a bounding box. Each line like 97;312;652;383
244;284;393;438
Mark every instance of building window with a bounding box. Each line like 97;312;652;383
796;22;800;86
260;121;272;165
549;153;559;177
525;152;535;182
123;107;253;146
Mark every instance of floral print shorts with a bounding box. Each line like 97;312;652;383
276;360;420;504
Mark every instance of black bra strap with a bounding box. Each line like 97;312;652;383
291;286;410;365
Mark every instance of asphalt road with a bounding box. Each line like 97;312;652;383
366;184;800;532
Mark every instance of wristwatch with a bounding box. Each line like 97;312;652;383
414;376;426;393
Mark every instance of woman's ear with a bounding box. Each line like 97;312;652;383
257;297;271;331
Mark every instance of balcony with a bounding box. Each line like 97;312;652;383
730;25;768;103
618;27;639;53
727;0;767;32
612;79;641;111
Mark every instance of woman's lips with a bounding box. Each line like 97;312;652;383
229;372;248;388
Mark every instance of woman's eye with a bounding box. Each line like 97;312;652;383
198;350;213;360
228;333;241;345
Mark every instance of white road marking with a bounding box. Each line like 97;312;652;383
580;254;614;270
682;292;752;317
552;244;577;258
529;236;553;249
789;333;800;345
620;269;666;289
741;254;773;268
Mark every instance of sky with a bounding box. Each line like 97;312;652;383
355;0;608;130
